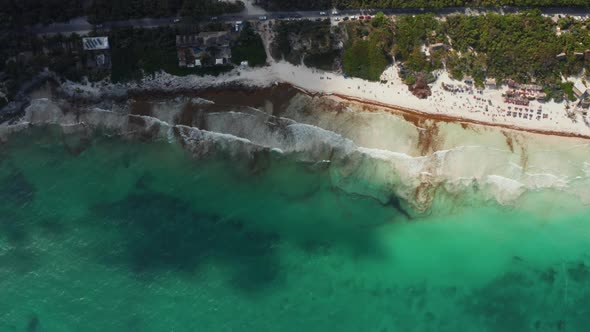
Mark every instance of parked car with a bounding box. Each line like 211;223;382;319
259;16;267;20
319;11;327;16
173;18;181;23
332;10;339;15
210;16;218;21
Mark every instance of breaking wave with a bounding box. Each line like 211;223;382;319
4;97;590;215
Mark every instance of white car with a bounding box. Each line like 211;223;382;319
259;16;267;20
332;10;339;15
319;11;327;16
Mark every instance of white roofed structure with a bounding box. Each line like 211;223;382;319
573;81;588;99
83;37;109;50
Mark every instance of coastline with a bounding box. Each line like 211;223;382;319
52;61;590;141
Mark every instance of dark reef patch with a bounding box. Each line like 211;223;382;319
539;267;557;285
26;314;39;332
460;272;534;331
567;262;590;283
0;212;29;245
385;195;412;220
0;170;36;207
91;190;282;291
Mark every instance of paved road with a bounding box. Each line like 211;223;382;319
29;6;590;35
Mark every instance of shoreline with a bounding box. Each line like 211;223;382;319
328;91;590;141
124;81;590;141
39;60;590;141
263;63;590;141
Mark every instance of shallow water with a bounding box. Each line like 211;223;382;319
1;128;590;332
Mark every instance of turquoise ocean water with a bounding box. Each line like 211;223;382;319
1;127;590;331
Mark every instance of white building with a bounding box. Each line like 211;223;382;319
83;37;109;51
485;78;497;89
573;81;588;99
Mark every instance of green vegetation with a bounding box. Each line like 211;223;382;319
256;0;590;10
337;10;589;99
386;10;590;90
447;11;589;84
231;23;268;67
304;50;341;71
109;27;177;82
392;14;444;83
0;32;104;102
87;0;244;23
0;0;245;26
342;13;393;81
179;0;245;18
561;81;576;101
445;11;557;83
336;0;590;8
110;27;237;83
271;19;342;71
0;0;83;26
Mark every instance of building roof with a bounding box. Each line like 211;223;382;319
83;37;109;50
195;59;202;66
215;58;224;65
573;81;587;97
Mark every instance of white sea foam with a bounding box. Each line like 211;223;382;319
12;96;590;212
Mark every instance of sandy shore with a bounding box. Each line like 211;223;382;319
59;58;590;139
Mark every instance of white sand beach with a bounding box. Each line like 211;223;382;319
110;58;590;139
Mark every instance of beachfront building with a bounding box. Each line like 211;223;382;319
176;31;235;68
83;37;109;51
235;21;243;32
505;79;518;88
573;82;588;100
82;37;111;69
485;78;497;89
